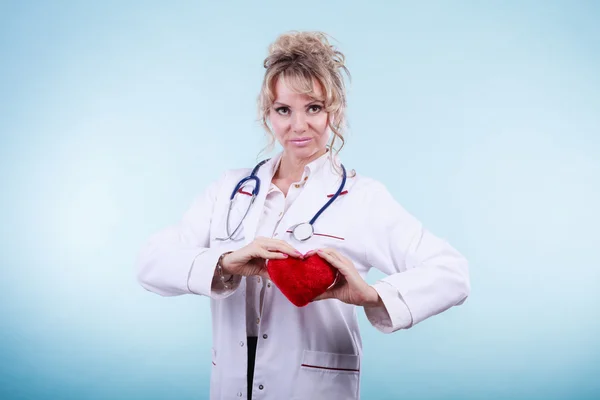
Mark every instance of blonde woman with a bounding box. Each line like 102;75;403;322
137;31;470;400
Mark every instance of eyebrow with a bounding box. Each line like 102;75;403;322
273;100;324;107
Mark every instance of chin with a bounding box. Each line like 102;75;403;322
285;146;320;159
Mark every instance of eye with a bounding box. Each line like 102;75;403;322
275;106;289;115
308;104;323;114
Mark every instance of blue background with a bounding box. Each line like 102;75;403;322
1;1;599;399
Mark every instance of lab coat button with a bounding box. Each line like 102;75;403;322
237;392;242;397
256;318;260;324
259;385;264;390
239;341;244;347
294;184;300;188
263;334;268;339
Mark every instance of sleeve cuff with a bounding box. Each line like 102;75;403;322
187;247;242;299
364;280;413;333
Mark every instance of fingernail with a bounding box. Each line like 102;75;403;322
283;254;289;258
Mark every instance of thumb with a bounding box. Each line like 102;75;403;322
312;289;336;302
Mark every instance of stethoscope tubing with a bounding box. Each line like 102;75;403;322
218;158;346;242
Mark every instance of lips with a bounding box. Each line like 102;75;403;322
290;138;311;144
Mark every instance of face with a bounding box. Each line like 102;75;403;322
268;77;330;161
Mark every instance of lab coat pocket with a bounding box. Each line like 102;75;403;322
292;350;360;400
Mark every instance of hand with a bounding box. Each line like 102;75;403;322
221;237;303;280
307;248;383;307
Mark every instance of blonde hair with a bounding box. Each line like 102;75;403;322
258;31;350;160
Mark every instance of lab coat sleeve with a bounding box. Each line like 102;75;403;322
362;181;470;333
136;171;243;299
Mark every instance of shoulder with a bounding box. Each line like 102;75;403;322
347;170;415;217
211;168;253;195
192;167;253;201
351;171;420;227
219;167;253;183
348;171;393;200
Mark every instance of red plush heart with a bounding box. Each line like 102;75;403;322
267;254;337;307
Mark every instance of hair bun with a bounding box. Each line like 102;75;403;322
264;31;345;70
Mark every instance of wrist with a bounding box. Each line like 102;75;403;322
362;286;383;307
219;252;234;275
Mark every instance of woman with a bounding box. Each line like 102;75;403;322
137;31;470;400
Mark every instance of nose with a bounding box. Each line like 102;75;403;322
291;112;308;133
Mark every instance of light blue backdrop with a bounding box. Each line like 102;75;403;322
1;1;598;399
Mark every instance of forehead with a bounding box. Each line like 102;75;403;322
273;75;324;103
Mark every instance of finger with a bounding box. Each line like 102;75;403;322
304;249;319;258
260;250;291;260
319;248;354;270
264;240;304;258
319;248;349;264
319;250;366;288
317;250;358;281
304;250;317;258
316;249;344;269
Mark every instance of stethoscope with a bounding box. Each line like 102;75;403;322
216;158;347;242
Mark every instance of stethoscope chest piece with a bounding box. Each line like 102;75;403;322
291;222;314;241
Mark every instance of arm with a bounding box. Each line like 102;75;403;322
136;171;243;299
363;182;470;333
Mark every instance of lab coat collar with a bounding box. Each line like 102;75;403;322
270;148;334;181
241;148;345;244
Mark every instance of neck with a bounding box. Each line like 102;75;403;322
275;148;328;181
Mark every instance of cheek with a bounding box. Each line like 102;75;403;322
269;113;288;137
313;114;329;137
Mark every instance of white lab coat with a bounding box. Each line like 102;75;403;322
137;152;470;400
